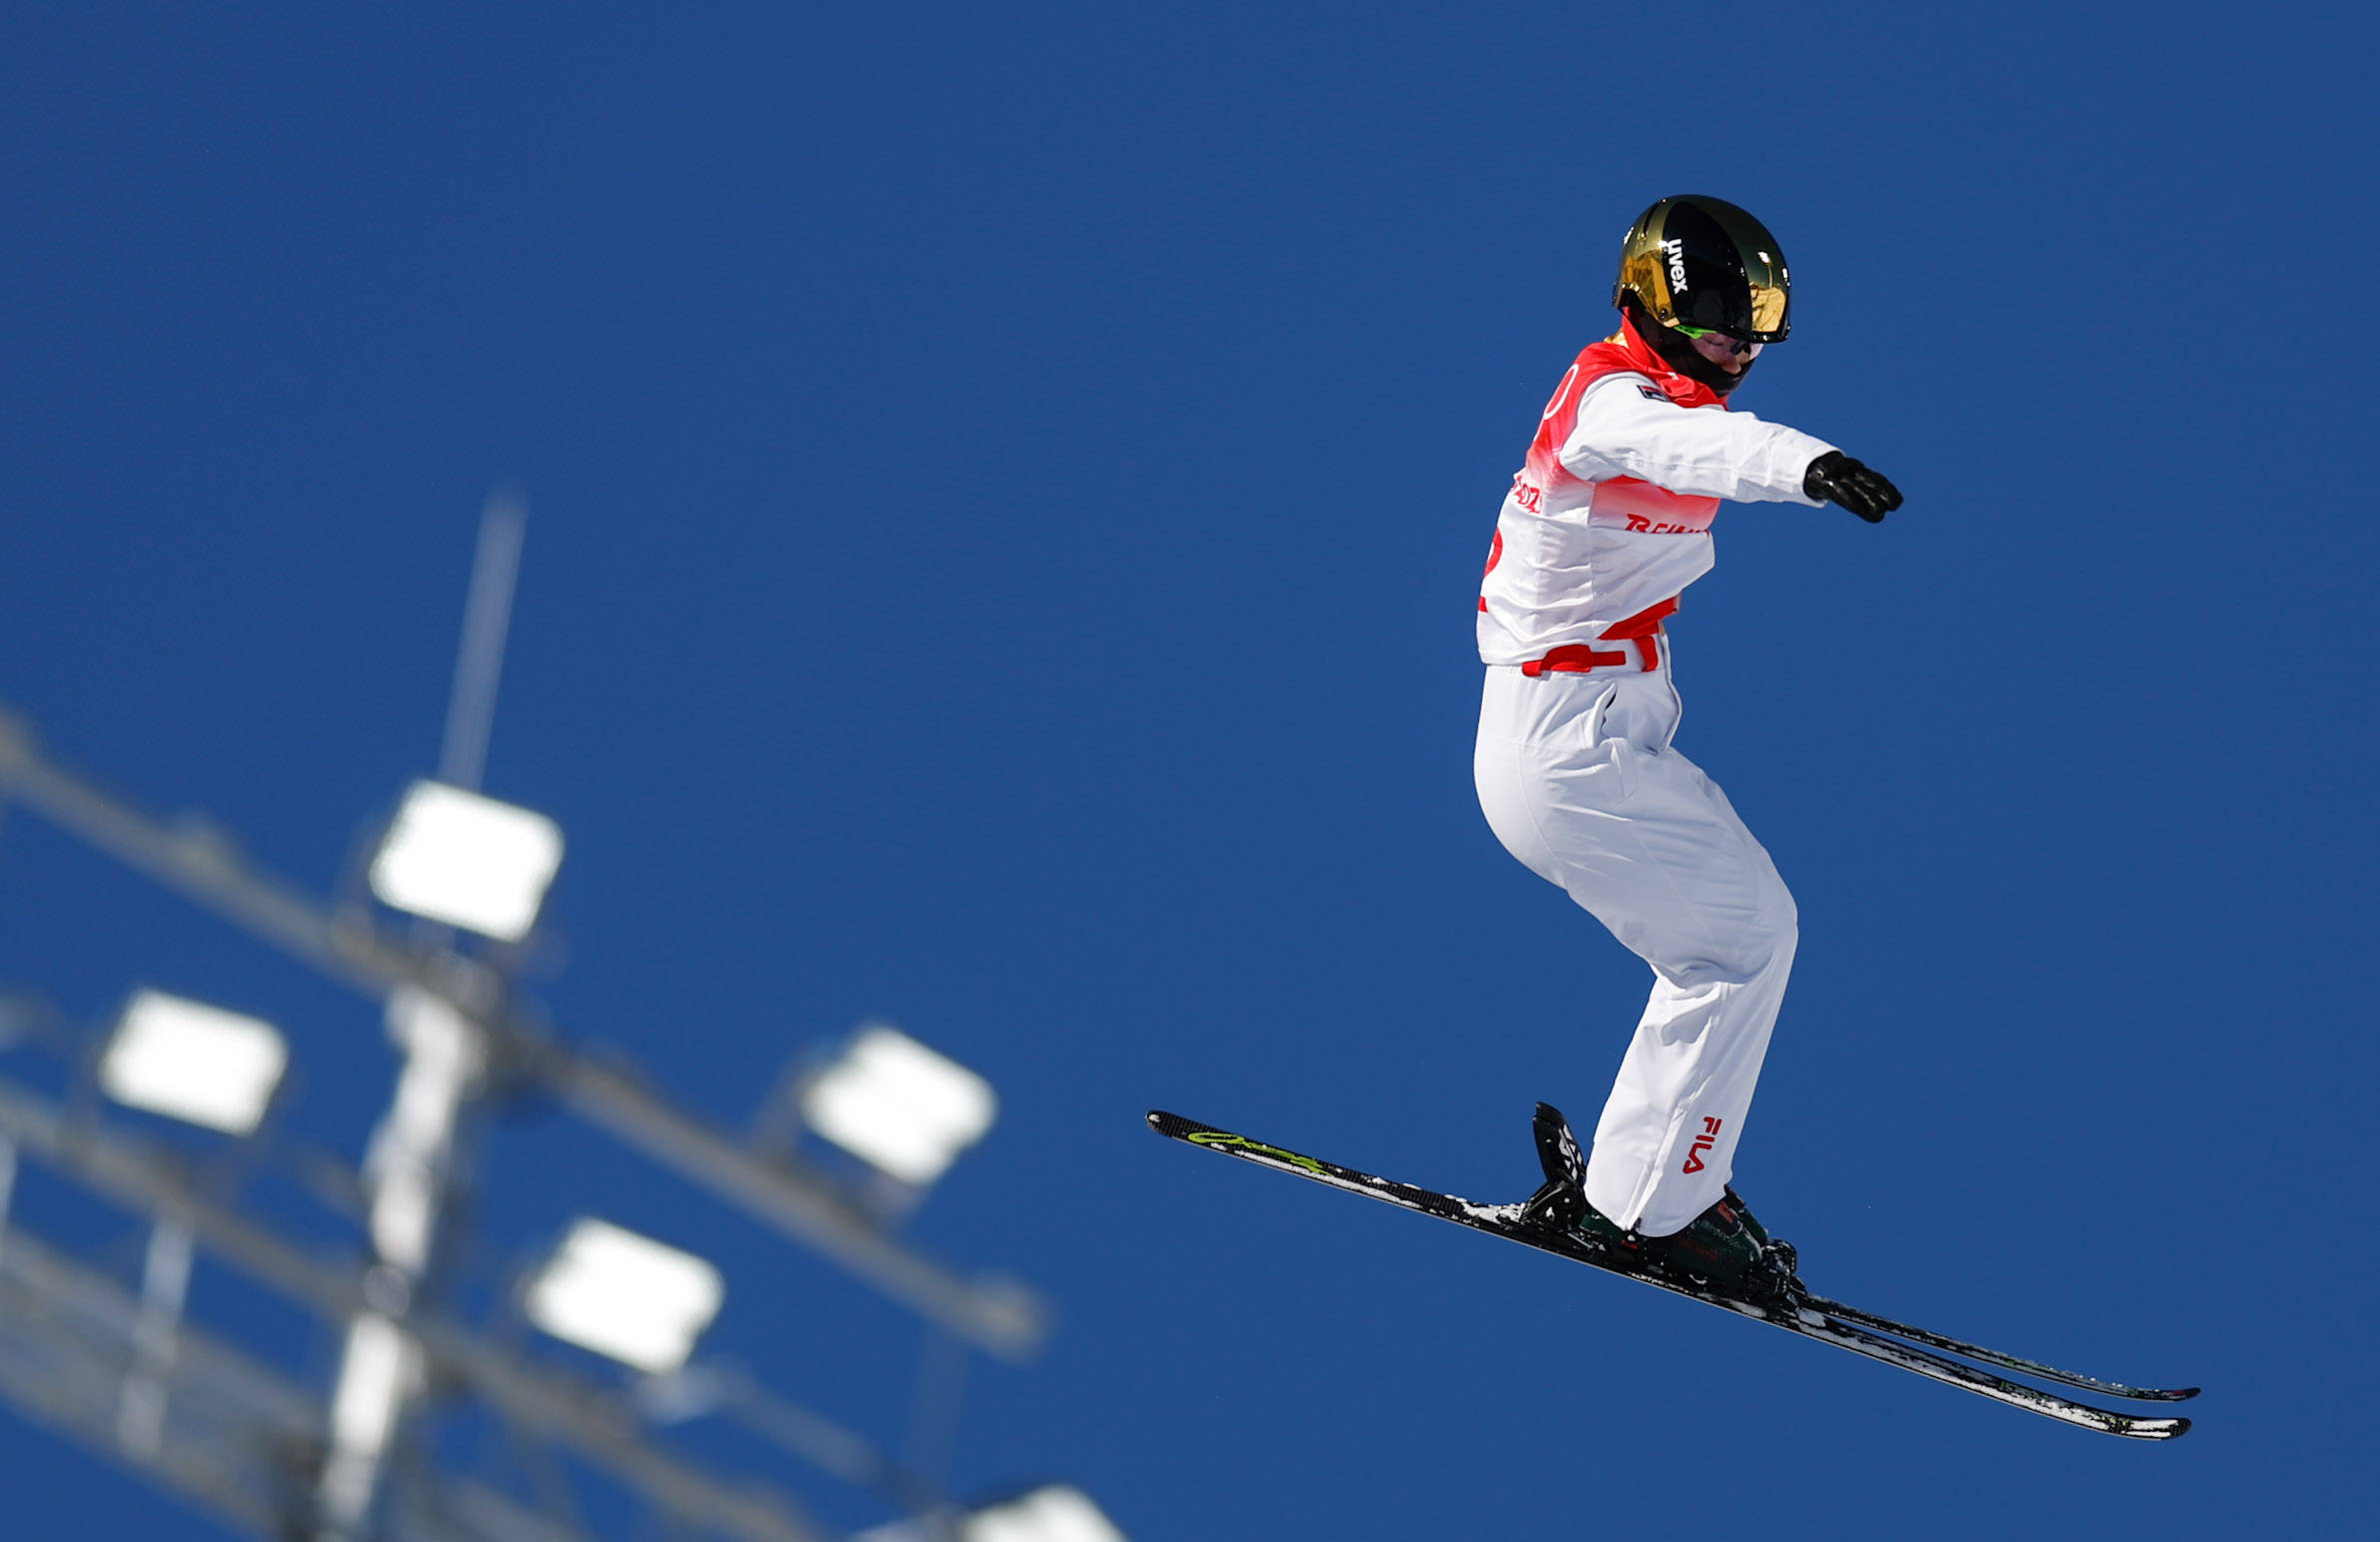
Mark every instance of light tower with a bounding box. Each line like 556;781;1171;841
0;489;1125;1542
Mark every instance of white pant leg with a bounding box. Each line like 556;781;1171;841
1474;665;1797;1237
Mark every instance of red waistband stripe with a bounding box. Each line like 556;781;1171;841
1519;598;1679;678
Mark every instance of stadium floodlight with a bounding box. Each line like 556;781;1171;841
368;779;563;941
962;1486;1128;1542
797;1025;996;1187
97;989;288;1136
523;1218;723;1376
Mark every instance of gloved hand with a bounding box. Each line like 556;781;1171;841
1803;451;1902;523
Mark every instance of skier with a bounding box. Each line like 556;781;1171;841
1474;195;1901;1289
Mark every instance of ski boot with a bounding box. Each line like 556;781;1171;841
1636;1188;1800;1302
1724;1185;1797;1280
1524;1103;1799;1301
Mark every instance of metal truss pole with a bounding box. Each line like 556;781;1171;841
321;490;525;1539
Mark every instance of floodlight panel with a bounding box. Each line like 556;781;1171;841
799;1026;996;1186
98;990;287;1135
368;780;563;940
963;1486;1127;1542
524;1218;723;1375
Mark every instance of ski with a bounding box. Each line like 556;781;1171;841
1795;1295;2198;1403
1148;1106;2194;1440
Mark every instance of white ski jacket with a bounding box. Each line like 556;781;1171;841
1478;317;1836;668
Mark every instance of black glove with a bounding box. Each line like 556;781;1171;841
1803;451;1902;523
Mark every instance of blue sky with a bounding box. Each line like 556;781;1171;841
2;2;2374;1538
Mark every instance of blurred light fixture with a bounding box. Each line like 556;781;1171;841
963;1485;1128;1542
799;1025;996;1187
98;989;288;1135
523;1218;723;1375
368;779;563;941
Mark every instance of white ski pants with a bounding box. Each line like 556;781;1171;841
1474;662;1796;1237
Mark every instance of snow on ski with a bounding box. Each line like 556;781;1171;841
1147;1108;2194;1440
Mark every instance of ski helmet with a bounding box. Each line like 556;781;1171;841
1612;195;1791;344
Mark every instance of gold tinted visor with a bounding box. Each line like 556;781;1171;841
1617;244;1678;325
1702;200;1790;341
1747;280;1787;337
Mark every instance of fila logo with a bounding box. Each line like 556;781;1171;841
1681;1115;1724;1174
1662;237;1688;292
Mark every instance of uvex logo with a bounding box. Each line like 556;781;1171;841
1681;1115;1724;1174
1662;237;1688;293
